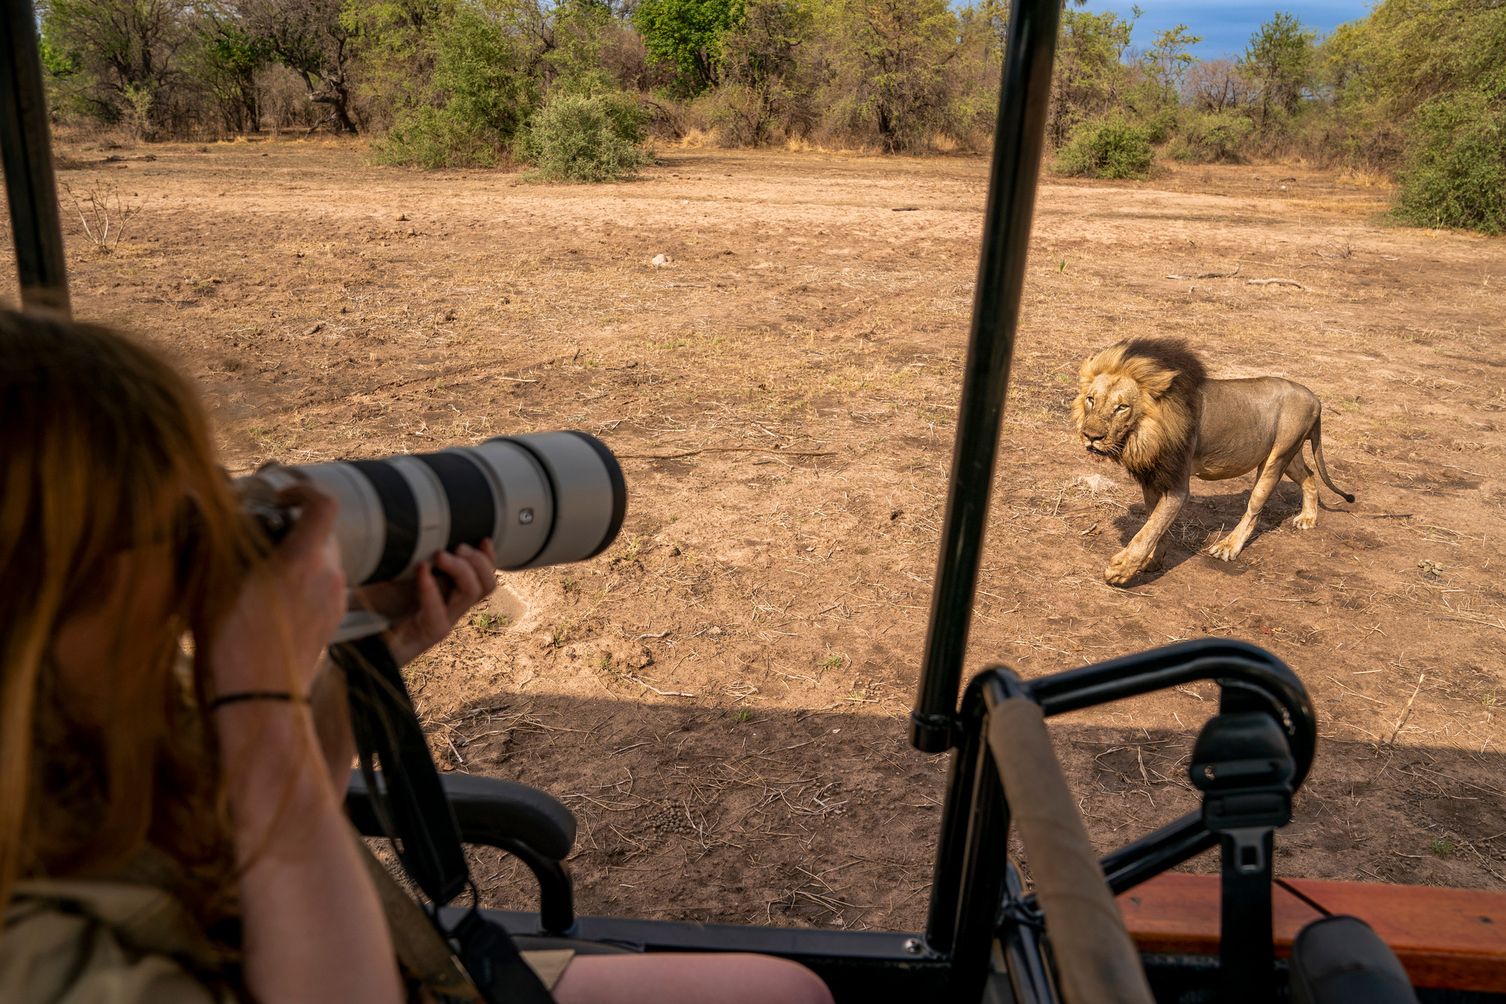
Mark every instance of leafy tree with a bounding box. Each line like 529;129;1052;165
1240;11;1314;128
1048;5;1133;146
1141;24;1199;100
833;0;958;152
1395;90;1506;234
1314;0;1504;230
633;0;741;94
193;9;273;132
344;0;444;127
39;0;195;135
713;0;814;144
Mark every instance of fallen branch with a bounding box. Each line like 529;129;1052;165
617;447;836;461
1247;278;1308;290
625;674;696;698
1387;672;1425;746
1166;264;1241;280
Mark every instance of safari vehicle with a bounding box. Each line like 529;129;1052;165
4;0;1504;1000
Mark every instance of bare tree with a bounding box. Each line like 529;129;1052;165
1183;59;1255;112
237;0;361;132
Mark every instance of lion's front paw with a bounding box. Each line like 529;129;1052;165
1104;550;1142;586
1206;536;1242;561
1290;512;1317;531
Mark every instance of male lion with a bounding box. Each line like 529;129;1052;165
1072;338;1354;586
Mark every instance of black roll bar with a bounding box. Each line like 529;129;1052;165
910;0;1063;753
923;639;1316;964
1;0;72;317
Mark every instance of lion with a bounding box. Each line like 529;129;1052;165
1072;338;1355;586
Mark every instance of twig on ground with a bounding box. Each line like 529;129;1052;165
1387;672;1425;746
1247;278;1308;290
617;446;836;460
1166;264;1241;280
626;674;696;698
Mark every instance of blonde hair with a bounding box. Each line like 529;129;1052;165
0;310;259;926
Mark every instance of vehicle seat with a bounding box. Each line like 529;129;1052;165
1288;915;1419;1004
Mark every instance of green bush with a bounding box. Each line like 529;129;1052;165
1170;110;1255;163
1054;114;1154;179
518;92;650;182
1394;91;1506;235
377;4;536;169
383;107;507;169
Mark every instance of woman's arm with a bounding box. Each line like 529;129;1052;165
217;703;399;1004
207;484;401;1004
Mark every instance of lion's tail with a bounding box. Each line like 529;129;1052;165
1309;410;1356;504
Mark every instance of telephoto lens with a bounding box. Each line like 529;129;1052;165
240;431;626;585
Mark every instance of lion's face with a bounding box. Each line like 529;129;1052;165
1072;373;1147;460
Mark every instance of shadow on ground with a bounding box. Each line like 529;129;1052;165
428;692;1506;931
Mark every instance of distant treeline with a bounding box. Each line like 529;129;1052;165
37;0;1505;229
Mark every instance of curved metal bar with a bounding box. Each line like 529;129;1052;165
1024;638;1316;786
910;0;1063;754
960;640;1313;935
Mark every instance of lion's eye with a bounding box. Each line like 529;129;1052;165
1114;403;1129;413
1084;397;1094;408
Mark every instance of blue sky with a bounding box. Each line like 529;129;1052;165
1080;2;1374;59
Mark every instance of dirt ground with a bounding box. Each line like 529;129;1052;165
7;137;1504;933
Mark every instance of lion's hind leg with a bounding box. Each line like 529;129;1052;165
1285;454;1319;530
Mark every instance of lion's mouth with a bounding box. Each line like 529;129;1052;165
1085;444;1114;457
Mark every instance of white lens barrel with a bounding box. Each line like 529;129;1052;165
505;432;622;569
461;437;554;570
241;431;625;586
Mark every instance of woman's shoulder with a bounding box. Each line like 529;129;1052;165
2;878;236;1004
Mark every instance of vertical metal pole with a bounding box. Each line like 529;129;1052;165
909;0;1062;753
2;0;73;317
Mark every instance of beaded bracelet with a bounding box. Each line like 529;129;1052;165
209;690;310;711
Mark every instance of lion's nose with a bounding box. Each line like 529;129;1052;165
1085;432;1105;444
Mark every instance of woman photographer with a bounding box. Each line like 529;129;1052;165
0;309;830;1004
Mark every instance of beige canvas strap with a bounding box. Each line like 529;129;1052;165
356;839;484;1002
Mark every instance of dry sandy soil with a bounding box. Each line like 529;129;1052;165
6;137;1504;933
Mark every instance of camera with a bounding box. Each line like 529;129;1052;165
239;431;626;587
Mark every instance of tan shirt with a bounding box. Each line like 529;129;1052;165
1;878;236;1004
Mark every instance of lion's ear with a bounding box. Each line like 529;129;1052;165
1136;365;1177;398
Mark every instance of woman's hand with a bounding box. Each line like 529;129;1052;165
206;482;346;699
355;539;498;666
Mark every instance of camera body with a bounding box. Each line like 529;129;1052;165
239;431;626;588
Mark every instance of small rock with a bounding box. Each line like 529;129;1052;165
651;253;671;268
306;322;324;335
397;213;410;221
